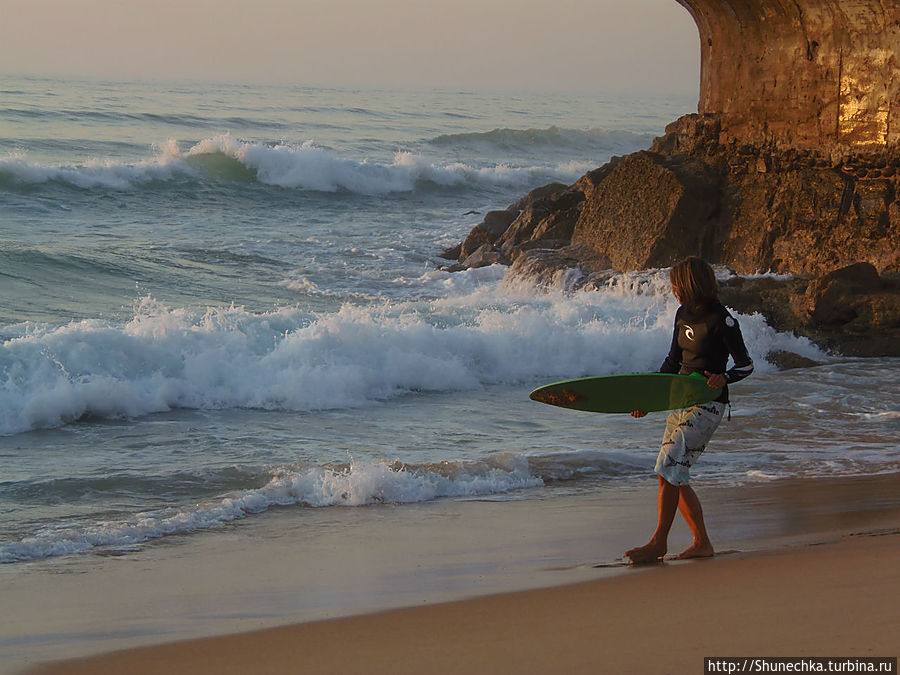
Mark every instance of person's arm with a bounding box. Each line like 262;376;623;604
720;313;754;384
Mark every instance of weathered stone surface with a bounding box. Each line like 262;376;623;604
763;351;825;370
675;0;900;153
445;127;899;279
510;182;569;211
718;275;811;335
805;262;899;329
498;188;585;253
718;264;900;357
460;244;504;269
452;184;575;264
723;167;900;277
503;238;571;263
503;245;614;292
571;151;723;271
642;114;900;277
459;208;519;260
651;114;723;158
439;243;462;261
450;184;588;266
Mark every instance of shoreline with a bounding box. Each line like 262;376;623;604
7;471;900;673
25;528;900;674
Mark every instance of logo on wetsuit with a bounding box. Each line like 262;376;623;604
684;325;695;341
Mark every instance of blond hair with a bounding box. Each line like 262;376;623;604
669;257;719;309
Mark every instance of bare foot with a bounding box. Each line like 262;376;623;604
675;542;715;559
625;541;667;564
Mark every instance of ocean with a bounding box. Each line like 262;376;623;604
1;74;898;570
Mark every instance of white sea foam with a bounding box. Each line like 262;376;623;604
745;470;783;481
0;269;826;436
0;149;182;190
741;272;796;281
854;410;900;420
0;447;668;562
278;277;321;294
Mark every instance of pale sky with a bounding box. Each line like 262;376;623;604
0;0;699;93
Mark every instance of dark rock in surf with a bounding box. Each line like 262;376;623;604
459;209;519;260
805;262;887;327
461;244;504;269
498;187;585;256
439;243;462;261
506;244;614;291
763;350;824;370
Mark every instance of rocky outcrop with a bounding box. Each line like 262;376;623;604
441;115;900;356
611;114;898;278
498;188;583;254
718;263;900;357
503;244;614;292
441;183;587;270
446;114;899;279
438;1;900;357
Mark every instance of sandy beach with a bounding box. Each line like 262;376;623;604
25;532;900;674
11;472;900;675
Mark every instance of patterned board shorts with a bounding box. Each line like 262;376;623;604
655;402;727;486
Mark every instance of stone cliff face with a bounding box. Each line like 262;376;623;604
440;0;900;357
575;114;900;277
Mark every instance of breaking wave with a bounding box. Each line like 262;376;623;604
0;269;826;437
0;447;656;563
0;134;593;195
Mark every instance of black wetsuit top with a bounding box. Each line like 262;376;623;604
659;302;754;403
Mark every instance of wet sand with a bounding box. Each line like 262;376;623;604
27;532;900;675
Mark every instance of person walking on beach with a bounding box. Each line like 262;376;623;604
626;257;754;564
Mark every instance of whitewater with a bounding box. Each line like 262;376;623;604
1;75;898;565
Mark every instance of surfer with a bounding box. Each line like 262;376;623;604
625;257;754;564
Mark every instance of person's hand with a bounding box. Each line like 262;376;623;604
631;410;647;418
704;371;726;389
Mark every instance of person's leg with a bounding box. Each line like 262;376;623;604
676;485;714;559
625;475;680;563
627;404;724;563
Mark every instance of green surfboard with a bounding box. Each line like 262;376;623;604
529;372;720;414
